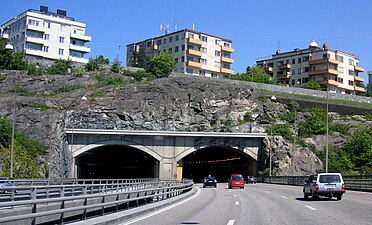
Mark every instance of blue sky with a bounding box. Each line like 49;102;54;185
2;0;371;83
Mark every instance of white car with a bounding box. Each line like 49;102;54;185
303;173;345;200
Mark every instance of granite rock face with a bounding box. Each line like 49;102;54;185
1;71;369;178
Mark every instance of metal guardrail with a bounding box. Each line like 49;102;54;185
259;175;372;192
0;179;194;224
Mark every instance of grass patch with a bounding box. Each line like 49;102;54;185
32;103;50;111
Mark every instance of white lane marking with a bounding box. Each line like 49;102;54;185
305;205;317;211
119;187;201;225
227;219;235;225
281;196;288;199
265;191;270;193
233;194;237;197
235;201;239;205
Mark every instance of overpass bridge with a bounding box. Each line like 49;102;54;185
65;129;267;181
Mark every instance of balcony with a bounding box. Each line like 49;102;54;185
221;56;234;64
277;64;291;70
308;69;339;76
187;61;202;68
355;86;365;92
221;46;234;53
354;76;365;82
187;37;202;45
308;58;339;65
26;37;45;45
151;44;158;50
70;33;92;42
263;66;273;73
69;44;91;53
277;72;290;79
318;79;339;87
26;24;45;32
25;49;44;57
354;65;365;72
187;49;202;57
69;56;89;64
220;67;234;74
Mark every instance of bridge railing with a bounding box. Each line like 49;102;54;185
11;178;159;186
259;175;372;192
0;179;194;224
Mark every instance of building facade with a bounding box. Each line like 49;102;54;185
256;41;365;94
126;29;234;79
368;71;372;94
0;6;91;64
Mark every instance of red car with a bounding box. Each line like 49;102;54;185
228;174;245;189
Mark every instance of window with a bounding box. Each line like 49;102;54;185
181;33;185;39
201;35;207;42
292;58;296;64
337;77;344;84
156;39;162;45
215;61;221;68
175;35;179;41
224;42;231;47
43;34;50;40
187;56;194;62
215;51;221;56
302;56;309;62
298;58;302;63
286;59;290;64
43;46;49;52
338;66;344;73
59;37;65;43
58;48;64;55
175;46;179;52
200;47;207;54
188;33;194;38
186;68;193;74
323;54;330;59
28;19;39;26
336;55;344;62
181;45;185;51
163;38;166;44
200;58;207;65
298;68;301;74
175;58;179;63
303;67;310;73
199;70;206;77
297;79;301;84
187;45;194;50
348;80;354;86
277;61;283;66
181;56;185;62
348;59;354;66
215;39;221;45
348;70;354;75
169;36;173;43
292;80;295;85
147;42;152;47
292;69;295;75
168;48;172;53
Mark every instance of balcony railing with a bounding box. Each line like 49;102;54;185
308;69;339;76
26;24;46;32
355;86;365;92
308;58;339;65
187;37;202;45
318;79;339;87
26;37;45;45
277;72;290;79
70;33;92;42
69;44;91;53
277;64;291;70
354;65;365;72
220;67;234;74
187;61;202;68
221;56;234;64
221;46;234;53
187;49;202;57
354;76;365;83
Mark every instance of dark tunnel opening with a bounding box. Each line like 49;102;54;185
76;145;157;179
181;146;255;183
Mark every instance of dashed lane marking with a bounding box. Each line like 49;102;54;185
227;220;235;225
281;196;288;199
305;205;317;211
235;201;239;205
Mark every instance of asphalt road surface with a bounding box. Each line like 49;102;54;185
120;183;372;225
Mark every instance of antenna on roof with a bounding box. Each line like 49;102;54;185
277;41;280;51
160;24;169;35
173;18;177;32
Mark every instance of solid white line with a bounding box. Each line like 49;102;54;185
305;205;317;211
227;219;235;225
235;201;239;205
281;196;288;199
119;187;201;225
265;191;270;193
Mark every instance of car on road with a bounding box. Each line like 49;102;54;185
203;175;217;188
303;173;345;200
246;176;257;184
0;177;16;193
228;174;244;189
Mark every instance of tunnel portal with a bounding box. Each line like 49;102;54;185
181;146;256;183
76;145;158;179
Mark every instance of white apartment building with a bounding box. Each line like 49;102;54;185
0;6;91;64
256;41;365;94
368;71;372;93
126;29;234;79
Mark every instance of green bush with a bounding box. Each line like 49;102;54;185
330;123;350;135
303;80;321;90
146;52;175;78
86;55;109;71
110;57;121;73
267;123;293;141
298;107;327;137
48;59;72;75
243;112;253;122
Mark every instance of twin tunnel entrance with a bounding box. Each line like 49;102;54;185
76;145;256;182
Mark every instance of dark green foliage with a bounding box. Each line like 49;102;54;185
86;55;109;71
110;57;121;73
330;123;350;135
298;107;327;137
303;80;321;90
0;39;27;70
60;84;84;93
363;112;372;120
280;112;295;123
130;48;148;68
223;114;233;128
48;59;73;75
14;86;34;96
123;69;154;81
95;75;127;87
0;116;43;178
267;123;293;141
32;103;50;111
27;63;45;76
230;66;274;84
243;112;252;122
146;52;175;78
260;113;274;123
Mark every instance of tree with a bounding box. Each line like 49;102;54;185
86;55;109;71
298;107;327;137
303;80;321;90
110;57;121;73
146;52;175;78
0;39;27;70
230;66;274;84
48;59;73;75
131;48;148;68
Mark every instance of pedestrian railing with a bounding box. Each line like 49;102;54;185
0;179;194;224
260;175;372;192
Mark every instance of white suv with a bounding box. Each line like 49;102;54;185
303;173;345;201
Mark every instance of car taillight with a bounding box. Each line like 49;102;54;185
315;184;319;191
342;184;345;191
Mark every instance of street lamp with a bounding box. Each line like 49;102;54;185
325;85;329;173
7;42;15;178
269;95;276;176
5;42;14;69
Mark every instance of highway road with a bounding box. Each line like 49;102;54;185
121;183;372;225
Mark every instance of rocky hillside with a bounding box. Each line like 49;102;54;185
0;70;371;178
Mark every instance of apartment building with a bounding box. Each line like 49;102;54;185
126;29;234;79
0;6;91;64
256;41;365;94
368;71;372;94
